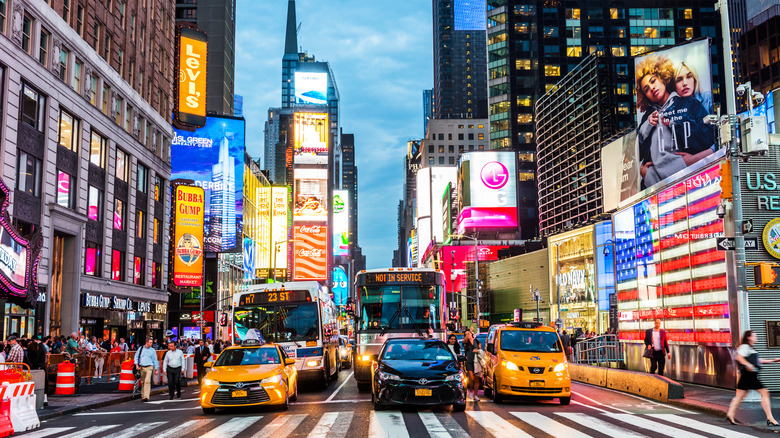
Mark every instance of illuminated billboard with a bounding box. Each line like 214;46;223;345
454;0;487;31
416;167;457;253
271;187;289;277
293;225;327;280
457;151;517;233
0;177;42;302
633;39;717;194
332;190;349;257
295;72;328;105
294;113;329;165
601;131;641;212
174;26;207;128
172;115;245;252
172;184;205;287
294;168;327;222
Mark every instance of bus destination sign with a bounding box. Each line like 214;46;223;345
238;290;309;306
363;271;439;286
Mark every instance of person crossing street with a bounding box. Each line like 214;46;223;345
162;341;184;399
134;338;159;402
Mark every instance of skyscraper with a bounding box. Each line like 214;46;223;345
209;137;237;251
432;0;488;119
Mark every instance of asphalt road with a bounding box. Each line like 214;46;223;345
16;369;776;437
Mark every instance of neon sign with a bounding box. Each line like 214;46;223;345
0;178;42;302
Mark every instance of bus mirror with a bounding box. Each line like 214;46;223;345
284;358;295;366
486;344;494;355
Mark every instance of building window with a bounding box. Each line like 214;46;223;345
56;171;75;209
21;83;45;132
76;6;83;36
111;249;124;281
681;27;694;39
428;145;434;154
62;0;71;23
88;185;103;221
448;145;454;153
0;0;7;34
517;114;533;124
429;157;434;165
478;133;484;140
115;149;129;181
16;152;42;197
449;157;455;164
84;243;101;276
609;8;624;19
543;27;558;38
90;131;106;168
153;218;160;244
544;65;561;76
58;109;79;152
59;47;69;81
72;59;82;93
134;257;144;285
152;262;161;288
154;176;161;201
516;59;531;70
137;164;148;192
89;75;98;106
567;46;582;57
130;14;135;40
683;9;693;19
117;48;124;76
438;157;444;164
615;83;629;95
518;171;534;181
22;14;32;54
128;60;134;88
103;34;111;59
119;2;125;28
38;29;49;66
617;102;630;114
565;8;580;19
102;84;110;115
438;145;444;153
124;106;132;132
611;46;626;57
113;199;124;230
139;25;145;53
136;210;145;239
115;95;123;125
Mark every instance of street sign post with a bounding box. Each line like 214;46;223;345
717;237;758;251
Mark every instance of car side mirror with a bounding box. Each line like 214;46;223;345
369;354;378;362
284;358;295;366
204;361;212;368
486;344;494;355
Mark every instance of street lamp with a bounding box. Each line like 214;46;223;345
450;234;481;334
272;239;287;283
553;242;563;329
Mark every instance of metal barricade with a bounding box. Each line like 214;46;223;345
47;351;139;383
571;334;624;367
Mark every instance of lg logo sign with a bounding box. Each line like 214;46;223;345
481;161;510;205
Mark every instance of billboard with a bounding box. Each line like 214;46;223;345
294;168;327;222
457;151;517;233
294;113;329;165
293;225;327;280
271;187;289;277
172;184;204;287
294;72;328;105
174;26;207;128
172;116;245;252
416;167;457;254
332;190;349;257
454;0;487;31
601;131;641;212
633;39;717;193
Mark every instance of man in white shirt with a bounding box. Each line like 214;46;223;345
119;338;129;352
162;341;185;399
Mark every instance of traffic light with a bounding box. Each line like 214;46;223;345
754;263;780;287
719;161;732;199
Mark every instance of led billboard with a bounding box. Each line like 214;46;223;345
172;115;245;252
601;131;641;212
633;39;717;193
332;190;349;257
294;113;329;165
457;151;517;234
294;72;328;105
174;26;207;128
454;0;487;31
271;187;289;277
172;184;204;287
293;225;327;281
294;168;327;222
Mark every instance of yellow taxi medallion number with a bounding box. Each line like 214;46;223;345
415;388;432;396
530;381;545;387
232;390;248;398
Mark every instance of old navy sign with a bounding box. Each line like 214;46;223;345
555;269;587;287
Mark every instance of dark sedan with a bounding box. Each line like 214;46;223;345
370;338;467;412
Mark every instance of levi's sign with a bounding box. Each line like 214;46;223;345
175;26;207;127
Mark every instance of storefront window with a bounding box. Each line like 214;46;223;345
4;303;35;338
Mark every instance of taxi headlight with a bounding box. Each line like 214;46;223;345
202;378;219;386
553;362;567;373
306;359;321;367
445;372;463;382
360;355;371;362
261;374;283;385
378;371;400;381
501;360;520;371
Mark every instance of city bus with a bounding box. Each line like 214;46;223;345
351;268;446;391
232;281;339;388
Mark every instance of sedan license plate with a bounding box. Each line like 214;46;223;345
414;388;432;396
231;390;248;398
530;381;545;387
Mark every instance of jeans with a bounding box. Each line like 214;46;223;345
140;366;154;400
650;350;666;376
166;366;182;398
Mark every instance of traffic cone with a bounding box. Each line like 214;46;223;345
118;360;135;391
54;362;76;396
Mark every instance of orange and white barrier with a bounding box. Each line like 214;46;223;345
2;382;40;432
54;362;76;396
118;360;135;391
0;394;12;437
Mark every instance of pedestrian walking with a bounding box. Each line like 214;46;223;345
726;330;780;426
462;329;476;399
561;330;572;362
162;341;184;400
134;338;159;402
472;339;485;402
446;334;461;356
194;339;210;385
644;318;671;376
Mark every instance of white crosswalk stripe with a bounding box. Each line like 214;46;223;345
102;422;166;438
198;416;263;438
606;413;710;438
55;425;122;438
512;412;593;438
418;412;470;438
307;411;353;438
250;414;308;438
153;419;216;438
467;411;534;438
648;414;759;438
14;427;75;438
556;412;649;438
369;411;410;438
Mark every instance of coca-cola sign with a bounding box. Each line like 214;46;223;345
293;225;327;280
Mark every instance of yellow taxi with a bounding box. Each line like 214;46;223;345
483;322;571;405
200;340;298;413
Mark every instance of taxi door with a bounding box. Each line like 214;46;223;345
484;326;500;389
280;346;297;396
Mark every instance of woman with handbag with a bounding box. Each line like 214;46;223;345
726;330;780;426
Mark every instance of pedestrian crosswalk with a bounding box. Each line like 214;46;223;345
18;409;761;438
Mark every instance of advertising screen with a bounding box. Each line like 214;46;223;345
454;0;487;31
457;151;517;233
295;72;328;105
271;187;289;275
332;190;349;257
294;168;327;222
172;116;245;252
633;39;717;194
332;266;348;306
175;26;207;128
293;225;327;281
601;131;641;211
294;113;329;165
243;237;255;281
172;185;205;287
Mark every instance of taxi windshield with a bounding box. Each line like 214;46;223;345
382;341;455;361
214;348;281;366
500;331;562;353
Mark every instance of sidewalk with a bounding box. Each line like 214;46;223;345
670;382;780;434
39;377;198;421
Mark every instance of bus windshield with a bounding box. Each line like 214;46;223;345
359;285;441;331
234;303;319;343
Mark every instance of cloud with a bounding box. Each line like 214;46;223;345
236;0;432;268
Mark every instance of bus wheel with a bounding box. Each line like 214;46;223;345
322;357;331;389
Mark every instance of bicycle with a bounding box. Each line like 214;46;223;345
131;367;142;399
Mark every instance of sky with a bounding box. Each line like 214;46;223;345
235;0;433;269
